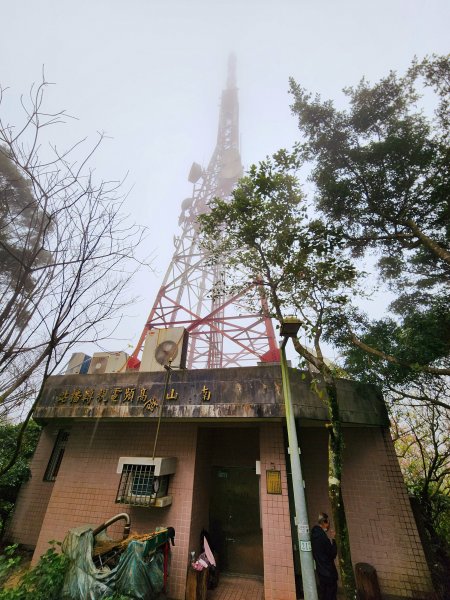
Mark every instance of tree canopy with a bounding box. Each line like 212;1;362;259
199;150;359;597
290;55;450;382
199;149;358;364
0;150;51;296
0;420;41;538
289;54;450;582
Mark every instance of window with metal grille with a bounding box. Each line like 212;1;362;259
116;464;158;507
44;430;69;481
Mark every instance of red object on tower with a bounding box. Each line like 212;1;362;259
131;56;280;369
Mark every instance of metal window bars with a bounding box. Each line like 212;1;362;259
43;430;70;481
116;464;157;507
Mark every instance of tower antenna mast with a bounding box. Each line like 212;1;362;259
131;56;279;369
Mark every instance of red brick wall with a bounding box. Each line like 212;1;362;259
7;425;60;547
31;421;199;600
12;419;433;599
260;422;297;600
300;425;433;598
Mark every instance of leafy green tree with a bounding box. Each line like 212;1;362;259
392;404;450;531
0;150;51;297
391;403;450;596
199;150;359;598
289;54;450;594
289;54;450;380
0;420;41;539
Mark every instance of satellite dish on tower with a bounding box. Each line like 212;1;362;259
188;162;203;183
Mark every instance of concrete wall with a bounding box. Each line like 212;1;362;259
34;366;388;426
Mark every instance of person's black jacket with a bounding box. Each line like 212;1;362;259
311;525;338;580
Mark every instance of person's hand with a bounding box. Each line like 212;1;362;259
329;529;336;539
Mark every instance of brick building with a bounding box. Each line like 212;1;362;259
8;365;433;599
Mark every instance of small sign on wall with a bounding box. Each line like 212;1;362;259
266;469;282;494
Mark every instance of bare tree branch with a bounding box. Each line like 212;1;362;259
0;77;150;473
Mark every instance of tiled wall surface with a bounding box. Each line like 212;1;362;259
300;426;433;598
260;423;297;600
10;420;433;600
30;421;199;600
7;425;59;547
343;428;433;598
13;421;295;599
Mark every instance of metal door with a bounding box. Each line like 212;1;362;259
209;466;263;576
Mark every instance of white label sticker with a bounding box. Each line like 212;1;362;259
298;524;309;534
300;541;312;552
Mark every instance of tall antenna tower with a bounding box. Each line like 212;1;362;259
131;56;280;369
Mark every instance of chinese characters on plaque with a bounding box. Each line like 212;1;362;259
266;469;282;494
55;383;213;410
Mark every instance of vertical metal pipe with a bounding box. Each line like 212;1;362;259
280;341;318;600
152;361;172;460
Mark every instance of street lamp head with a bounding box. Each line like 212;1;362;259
280;316;302;338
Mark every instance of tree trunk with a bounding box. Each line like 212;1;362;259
324;373;357;600
405;218;450;266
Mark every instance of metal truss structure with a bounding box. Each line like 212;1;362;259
131;56;280;369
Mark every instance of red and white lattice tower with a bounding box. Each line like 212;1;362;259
130;56;280;369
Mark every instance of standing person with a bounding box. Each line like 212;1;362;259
311;512;338;600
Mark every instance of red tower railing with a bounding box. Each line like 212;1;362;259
130;56;280;369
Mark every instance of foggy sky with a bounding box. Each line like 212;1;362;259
1;0;449;362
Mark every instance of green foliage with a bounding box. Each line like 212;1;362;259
290;54;450;381
392;403;450;594
0;421;41;488
0;542;68;600
290;54;449;287
199;149;358;598
0;149;51;295
0;546;21;586
199;149;360;347
433;494;450;548
0;421;41;538
339;295;450;386
393;405;449;508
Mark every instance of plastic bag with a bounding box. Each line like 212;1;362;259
61;526;165;600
